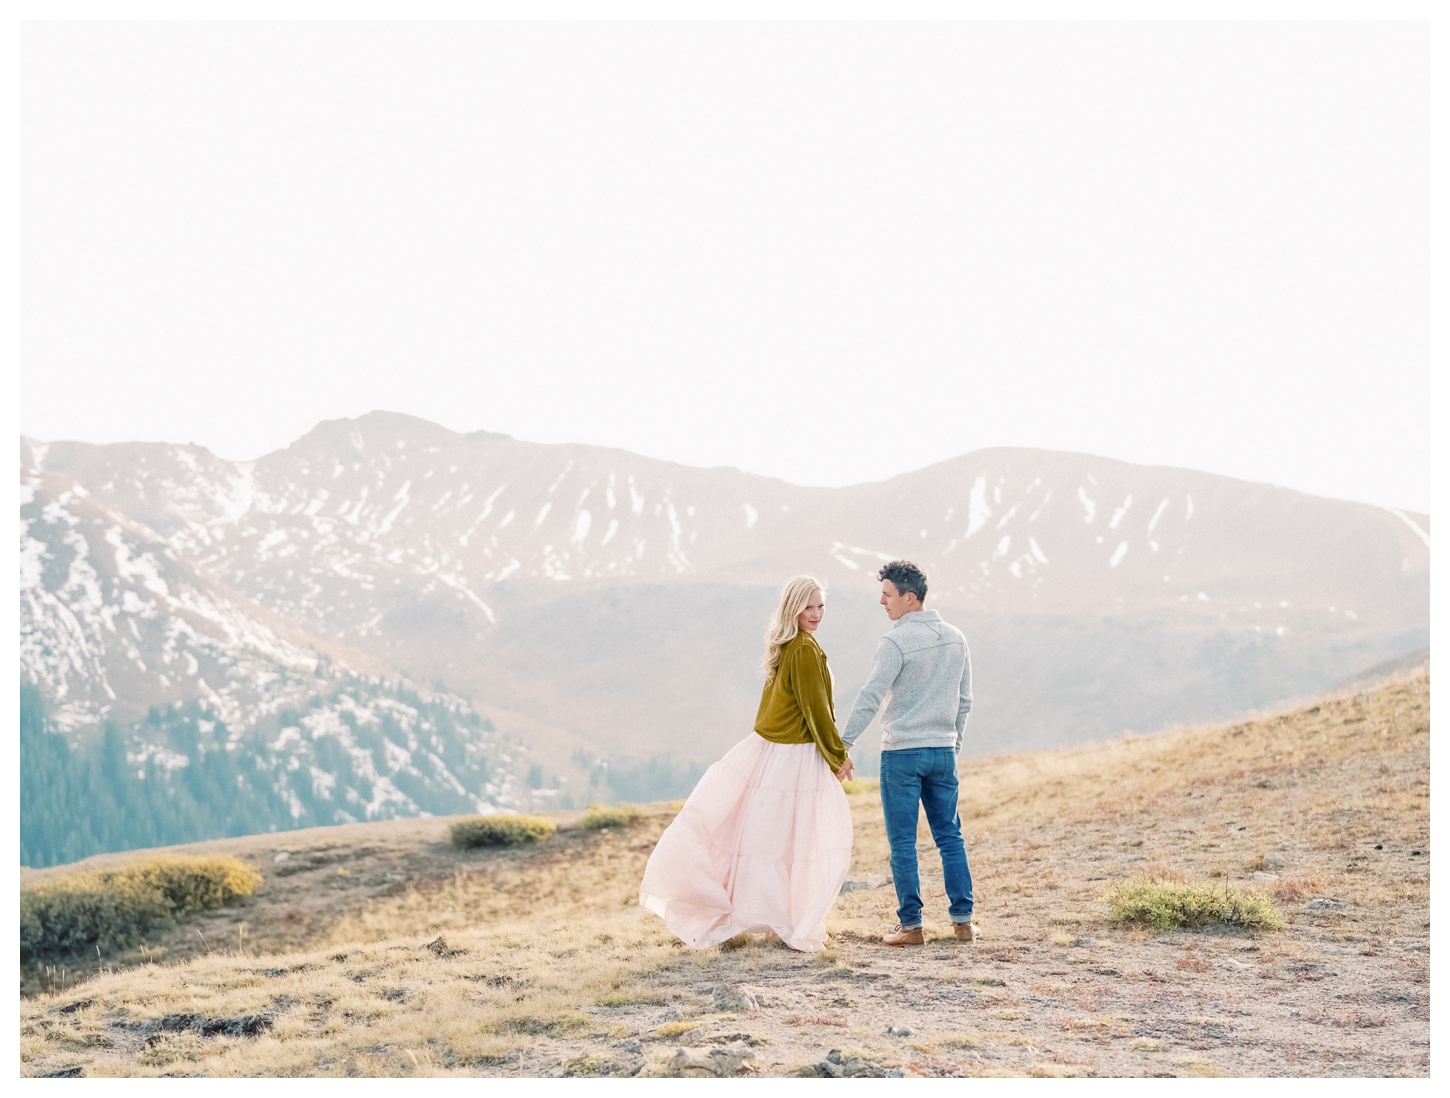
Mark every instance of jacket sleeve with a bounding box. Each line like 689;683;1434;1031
955;640;973;754
789;646;848;771
840;637;903;748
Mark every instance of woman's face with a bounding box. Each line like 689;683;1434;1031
796;588;825;633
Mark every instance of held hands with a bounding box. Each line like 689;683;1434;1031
835;756;855;783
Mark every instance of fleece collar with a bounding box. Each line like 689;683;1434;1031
893;609;942;628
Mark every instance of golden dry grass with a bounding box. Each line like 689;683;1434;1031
829;671;1430;942
20;671;1430;1077
20;911;684;1077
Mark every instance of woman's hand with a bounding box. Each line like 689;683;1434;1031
835;757;855;782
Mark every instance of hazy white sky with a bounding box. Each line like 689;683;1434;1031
19;20;1431;511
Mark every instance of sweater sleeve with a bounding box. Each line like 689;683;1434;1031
955;640;973;754
788;645;848;772
840;637;903;748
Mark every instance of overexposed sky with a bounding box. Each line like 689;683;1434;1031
19;20;1431;511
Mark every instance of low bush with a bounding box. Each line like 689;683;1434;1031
20;856;264;959
1101;876;1284;931
449;814;557;848
577;803;645;830
840;778;880;795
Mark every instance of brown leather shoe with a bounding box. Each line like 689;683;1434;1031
883;924;924;946
954;921;981;942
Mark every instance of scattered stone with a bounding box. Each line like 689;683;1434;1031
709;1033;767;1047
1304;899;1351;912
273;852;290;864
713;984;760;1013
1070;937;1099;948
1221;959;1252;971
1253;872;1279;882
149;1012;274;1039
1263;853;1286;869
651;1047;756;1077
618;1039;642;1054
40;1066;84;1078
886;1025;914;1037
56;999;94;1015
660;1006;685;1023
839;876;891;892
817;1049;888;1078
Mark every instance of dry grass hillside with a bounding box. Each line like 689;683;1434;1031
20;670;1430;1078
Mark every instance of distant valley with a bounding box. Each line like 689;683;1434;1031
20;412;1430;862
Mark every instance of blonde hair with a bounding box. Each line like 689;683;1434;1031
762;574;825;682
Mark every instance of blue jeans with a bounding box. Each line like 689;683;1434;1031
879;747;974;929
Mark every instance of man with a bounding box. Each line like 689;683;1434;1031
838;560;977;946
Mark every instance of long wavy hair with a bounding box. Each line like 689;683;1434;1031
762;574;825;683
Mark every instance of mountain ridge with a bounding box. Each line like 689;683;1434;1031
34;411;1431;514
20;414;1431;855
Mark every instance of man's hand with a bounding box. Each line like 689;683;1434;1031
835;757;855;782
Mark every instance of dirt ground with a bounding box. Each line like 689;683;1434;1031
20;671;1430;1077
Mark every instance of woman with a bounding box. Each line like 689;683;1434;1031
639;575;854;952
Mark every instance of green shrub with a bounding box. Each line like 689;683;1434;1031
1101;877;1283;931
449;814;557;848
840;778;880;795
577;803;645;830
20;855;263;959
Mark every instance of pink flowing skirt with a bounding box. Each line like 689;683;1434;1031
639;734;854;953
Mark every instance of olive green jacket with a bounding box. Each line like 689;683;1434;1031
753;630;849;771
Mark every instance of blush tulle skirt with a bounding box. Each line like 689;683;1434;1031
638;734;854;953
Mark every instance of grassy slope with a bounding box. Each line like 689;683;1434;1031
20;673;1430;1078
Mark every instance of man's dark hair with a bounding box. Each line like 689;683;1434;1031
878;560;928;603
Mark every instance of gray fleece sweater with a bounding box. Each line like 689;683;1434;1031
840;609;972;754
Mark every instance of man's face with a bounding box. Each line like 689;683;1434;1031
880;579;920;621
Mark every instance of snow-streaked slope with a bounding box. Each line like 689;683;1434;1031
26;414;1430;648
804;448;1429;623
20;459;537;821
23;415;1430;783
21;465;319;731
26;417;803;646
